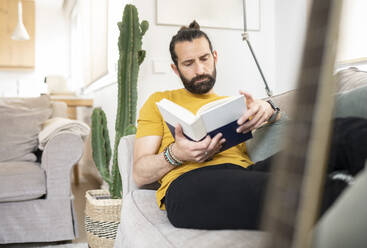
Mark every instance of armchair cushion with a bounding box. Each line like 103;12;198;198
0;96;52;162
0;161;46;202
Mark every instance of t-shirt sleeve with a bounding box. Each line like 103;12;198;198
136;93;164;138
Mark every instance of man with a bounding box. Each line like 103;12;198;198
133;21;366;230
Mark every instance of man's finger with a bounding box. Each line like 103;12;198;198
174;124;185;139
239;90;254;104
237;104;258;125
237;109;268;133
198;135;211;149
207;133;223;151
237;110;260;133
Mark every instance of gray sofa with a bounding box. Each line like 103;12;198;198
114;67;367;248
0;96;84;244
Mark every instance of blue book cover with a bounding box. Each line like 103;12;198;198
166;121;252;152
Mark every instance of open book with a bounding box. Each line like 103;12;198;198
156;95;252;151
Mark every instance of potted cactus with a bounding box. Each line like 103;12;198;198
85;4;148;248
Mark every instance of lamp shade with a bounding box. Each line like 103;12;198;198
11;1;30;40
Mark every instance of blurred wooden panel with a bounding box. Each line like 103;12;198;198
0;0;35;70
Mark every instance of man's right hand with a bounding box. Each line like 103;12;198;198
133;125;225;187
172;124;226;163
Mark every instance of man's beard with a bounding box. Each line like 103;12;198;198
178;66;216;94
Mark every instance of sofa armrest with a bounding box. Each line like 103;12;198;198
118;135;161;197
41;132;84;198
118;135;138;197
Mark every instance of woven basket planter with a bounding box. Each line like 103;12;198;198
85;189;122;248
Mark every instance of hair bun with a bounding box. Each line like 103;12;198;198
189;20;200;30
178;20;201;33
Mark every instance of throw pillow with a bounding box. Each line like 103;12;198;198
1;94;51;109
334;85;367;119
335;67;367;93
0;96;52;163
246;113;289;163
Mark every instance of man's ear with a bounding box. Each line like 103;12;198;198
171;63;180;77
212;50;218;64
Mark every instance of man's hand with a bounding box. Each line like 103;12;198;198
172;125;225;163
236;90;274;134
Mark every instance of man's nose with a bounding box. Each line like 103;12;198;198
194;62;205;75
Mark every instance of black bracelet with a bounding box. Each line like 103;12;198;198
266;99;280;122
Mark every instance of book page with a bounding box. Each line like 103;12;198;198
196;97;232;115
156;98;207;141
157;99;196;124
199;95;246;132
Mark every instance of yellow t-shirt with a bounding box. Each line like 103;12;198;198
136;88;253;210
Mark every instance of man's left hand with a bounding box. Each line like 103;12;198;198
236;90;274;134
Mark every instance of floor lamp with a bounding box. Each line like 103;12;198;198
242;0;272;97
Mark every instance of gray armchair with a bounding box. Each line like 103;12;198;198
0;97;84;244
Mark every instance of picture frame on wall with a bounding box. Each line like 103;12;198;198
156;0;260;31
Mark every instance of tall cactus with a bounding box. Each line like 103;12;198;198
91;4;148;199
117;4;149;136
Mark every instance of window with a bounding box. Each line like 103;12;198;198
68;0;108;89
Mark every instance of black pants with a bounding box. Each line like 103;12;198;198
165;117;367;230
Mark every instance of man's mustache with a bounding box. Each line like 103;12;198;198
191;74;213;84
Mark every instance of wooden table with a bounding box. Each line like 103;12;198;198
51;96;93;185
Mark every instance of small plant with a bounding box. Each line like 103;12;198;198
91;4;148;199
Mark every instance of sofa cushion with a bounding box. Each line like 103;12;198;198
334;85;367;119
247;114;288;163
335;67;367;93
0;96;52;162
0;161;46;202
120;190;267;248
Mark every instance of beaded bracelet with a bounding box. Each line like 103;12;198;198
168;143;184;164
163;144;182;167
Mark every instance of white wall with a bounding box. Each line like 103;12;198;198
133;0;276;104
274;0;308;94
337;0;367;62
0;0;68;97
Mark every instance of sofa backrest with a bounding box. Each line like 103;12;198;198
0;95;53;163
272;67;367;118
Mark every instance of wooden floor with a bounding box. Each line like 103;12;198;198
72;175;101;244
